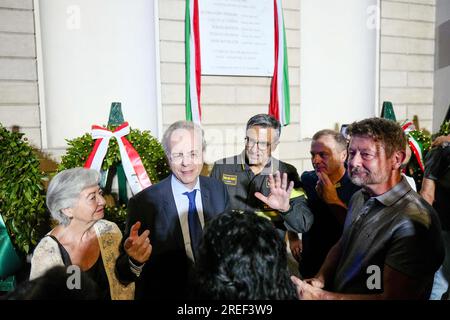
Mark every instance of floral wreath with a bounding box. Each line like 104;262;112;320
402;120;450;189
58;125;170;230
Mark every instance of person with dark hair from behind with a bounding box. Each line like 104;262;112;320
194;210;297;300
5;266;100;300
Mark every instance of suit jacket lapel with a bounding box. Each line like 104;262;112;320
163;175;185;250
200;177;212;223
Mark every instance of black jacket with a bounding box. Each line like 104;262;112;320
210;154;313;233
115;174;229;299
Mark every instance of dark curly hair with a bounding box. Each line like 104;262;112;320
194;210;297;300
347;117;406;157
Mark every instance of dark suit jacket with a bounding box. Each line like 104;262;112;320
115;174;229;299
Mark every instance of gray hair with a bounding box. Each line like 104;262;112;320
246;114;281;141
312;129;348;152
161;121;206;157
46;167;100;226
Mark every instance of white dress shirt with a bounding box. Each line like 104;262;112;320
171;175;205;262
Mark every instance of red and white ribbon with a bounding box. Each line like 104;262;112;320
408;138;425;172
401;120;424;172
84;122;152;195
401;120;415;134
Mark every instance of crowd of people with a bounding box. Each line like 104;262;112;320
3;114;449;300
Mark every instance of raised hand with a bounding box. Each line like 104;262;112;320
254;171;294;212
124;221;152;264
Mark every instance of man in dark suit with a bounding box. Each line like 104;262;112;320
115;121;229;299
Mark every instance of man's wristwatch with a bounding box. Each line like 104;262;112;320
128;257;145;277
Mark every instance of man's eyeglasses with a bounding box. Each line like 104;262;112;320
170;151;201;163
245;137;271;150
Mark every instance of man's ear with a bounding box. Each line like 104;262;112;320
392;150;406;170
340;149;348;163
271;140;280;152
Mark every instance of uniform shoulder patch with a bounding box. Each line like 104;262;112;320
222;174;237;186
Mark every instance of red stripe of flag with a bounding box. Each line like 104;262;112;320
269;0;279;120
193;0;202;119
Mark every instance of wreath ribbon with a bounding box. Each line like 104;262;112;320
408;138;425;172
401;120;425;172
401;120;415;133
84;122;151;195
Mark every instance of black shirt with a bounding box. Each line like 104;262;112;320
424;146;450;230
48;235;111;300
299;170;360;278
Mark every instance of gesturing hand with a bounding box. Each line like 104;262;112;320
124;221;152;264
316;172;345;207
254;171;294;212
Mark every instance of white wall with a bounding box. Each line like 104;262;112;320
0;0;41;148
433;0;450;130
38;0;159;151
379;0;436;132
299;0;378;138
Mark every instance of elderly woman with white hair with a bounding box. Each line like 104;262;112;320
29;167;152;300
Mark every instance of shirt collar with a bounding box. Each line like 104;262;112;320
372;176;411;207
341;168;352;184
334;168;351;188
171;174;200;195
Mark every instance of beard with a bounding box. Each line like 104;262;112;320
349;167;387;187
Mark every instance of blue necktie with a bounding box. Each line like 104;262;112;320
183;190;202;262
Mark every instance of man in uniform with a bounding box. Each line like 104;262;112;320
210;114;313;254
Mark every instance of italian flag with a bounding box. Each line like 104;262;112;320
185;0;290;126
185;0;202;124
269;0;290;126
